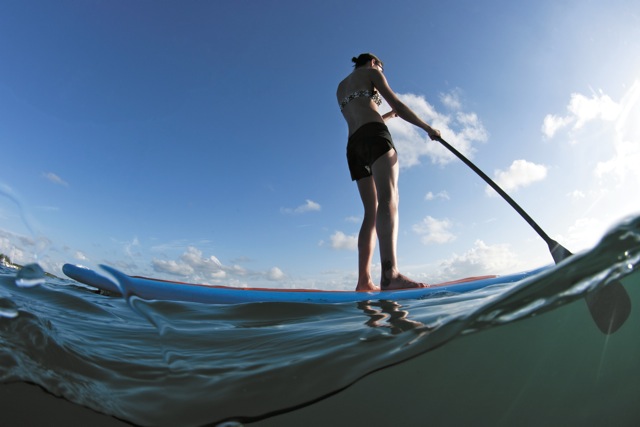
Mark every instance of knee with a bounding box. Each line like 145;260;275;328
361;211;377;229
377;197;397;216
377;186;398;207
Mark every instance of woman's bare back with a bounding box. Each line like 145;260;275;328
337;68;386;136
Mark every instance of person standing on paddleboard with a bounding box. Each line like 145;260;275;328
337;53;441;291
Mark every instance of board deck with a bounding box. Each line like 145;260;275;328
62;263;549;304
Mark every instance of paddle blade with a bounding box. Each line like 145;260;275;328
548;240;573;264
585;280;632;334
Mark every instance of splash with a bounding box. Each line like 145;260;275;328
0;297;18;318
14;263;46;288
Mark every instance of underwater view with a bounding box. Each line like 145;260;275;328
1;215;639;426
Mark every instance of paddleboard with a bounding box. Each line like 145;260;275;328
62;263;550;304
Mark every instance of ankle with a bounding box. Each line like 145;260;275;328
381;260;397;288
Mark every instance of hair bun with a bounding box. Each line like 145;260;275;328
351;57;358;63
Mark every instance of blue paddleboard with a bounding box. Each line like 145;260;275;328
62;263;549;304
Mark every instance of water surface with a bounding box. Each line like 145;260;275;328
1;216;639;426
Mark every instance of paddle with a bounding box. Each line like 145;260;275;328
434;136;631;334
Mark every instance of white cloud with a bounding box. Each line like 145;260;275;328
541;114;573;138
124;237;140;257
486;159;547;196
558;217;608;252
43;172;68;187
152;258;195;277
412;216;456;244
153;246;228;280
569;90;621;129
383;91;488;168
542;87;626;139
0;229;55;272
150;245;286;286
181;246;222;268
425;190;450;201
267;267;285;281
594;81;640;186
329;231;358;251
541;80;640;205
567;190;586;201
440;90;462;110
455;112;487;142
0;234;27;265
434;240;522;280
281;199;321;214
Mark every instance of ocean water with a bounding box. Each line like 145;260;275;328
1;215;640;426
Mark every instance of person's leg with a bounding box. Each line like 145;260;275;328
355;176;378;291
371;149;399;286
371;149;426;289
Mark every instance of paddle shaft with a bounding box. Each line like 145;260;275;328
435;137;572;264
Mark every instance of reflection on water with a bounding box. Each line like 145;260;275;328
358;300;429;334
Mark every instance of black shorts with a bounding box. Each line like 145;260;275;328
346;122;396;181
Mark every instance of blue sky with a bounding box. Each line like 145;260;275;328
1;0;639;289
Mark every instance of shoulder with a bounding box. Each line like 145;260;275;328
337;68;387;98
367;68;386;84
352;68;387;90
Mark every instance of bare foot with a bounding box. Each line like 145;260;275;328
355;281;380;292
382;273;428;290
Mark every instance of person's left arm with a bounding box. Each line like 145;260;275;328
381;110;397;121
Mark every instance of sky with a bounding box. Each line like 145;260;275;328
1;0;639;290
